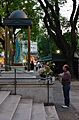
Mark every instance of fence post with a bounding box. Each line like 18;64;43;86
47;79;49;104
14;68;16;95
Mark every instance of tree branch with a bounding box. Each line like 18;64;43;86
38;0;71;55
74;5;79;27
44;15;70;53
44;15;56;40
44;0;60;26
38;0;61;31
55;0;61;28
70;0;76;23
38;0;56;31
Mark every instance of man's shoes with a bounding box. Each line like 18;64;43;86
62;105;69;108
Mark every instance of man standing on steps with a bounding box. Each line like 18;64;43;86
59;64;71;108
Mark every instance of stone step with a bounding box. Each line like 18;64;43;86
12;99;33;120
0;95;21;120
31;103;46;120
45;106;59;120
0;91;10;105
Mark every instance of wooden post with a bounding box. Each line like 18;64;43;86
27;26;31;71
5;26;10;70
5;26;8;71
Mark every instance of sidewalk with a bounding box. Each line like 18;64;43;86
53;80;79;120
71;81;79;113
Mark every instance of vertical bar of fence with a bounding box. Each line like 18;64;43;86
14;69;16;95
47;79;49;104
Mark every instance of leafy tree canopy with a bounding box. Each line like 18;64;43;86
0;0;41;41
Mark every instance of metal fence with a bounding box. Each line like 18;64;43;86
0;68;54;105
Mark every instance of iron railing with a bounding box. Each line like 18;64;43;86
0;68;54;105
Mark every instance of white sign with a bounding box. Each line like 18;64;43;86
30;41;38;53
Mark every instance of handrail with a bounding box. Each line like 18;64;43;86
0;68;55;105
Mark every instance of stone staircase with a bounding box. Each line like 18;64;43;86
0;91;59;120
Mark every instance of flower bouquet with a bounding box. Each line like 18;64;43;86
39;64;53;78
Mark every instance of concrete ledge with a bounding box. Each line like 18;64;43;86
0;91;10;105
45;106;59;120
32;103;46;120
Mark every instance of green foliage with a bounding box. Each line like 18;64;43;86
77;36;79;48
0;0;40;41
64;32;79;47
37;33;59;57
63;32;71;45
37;35;50;57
